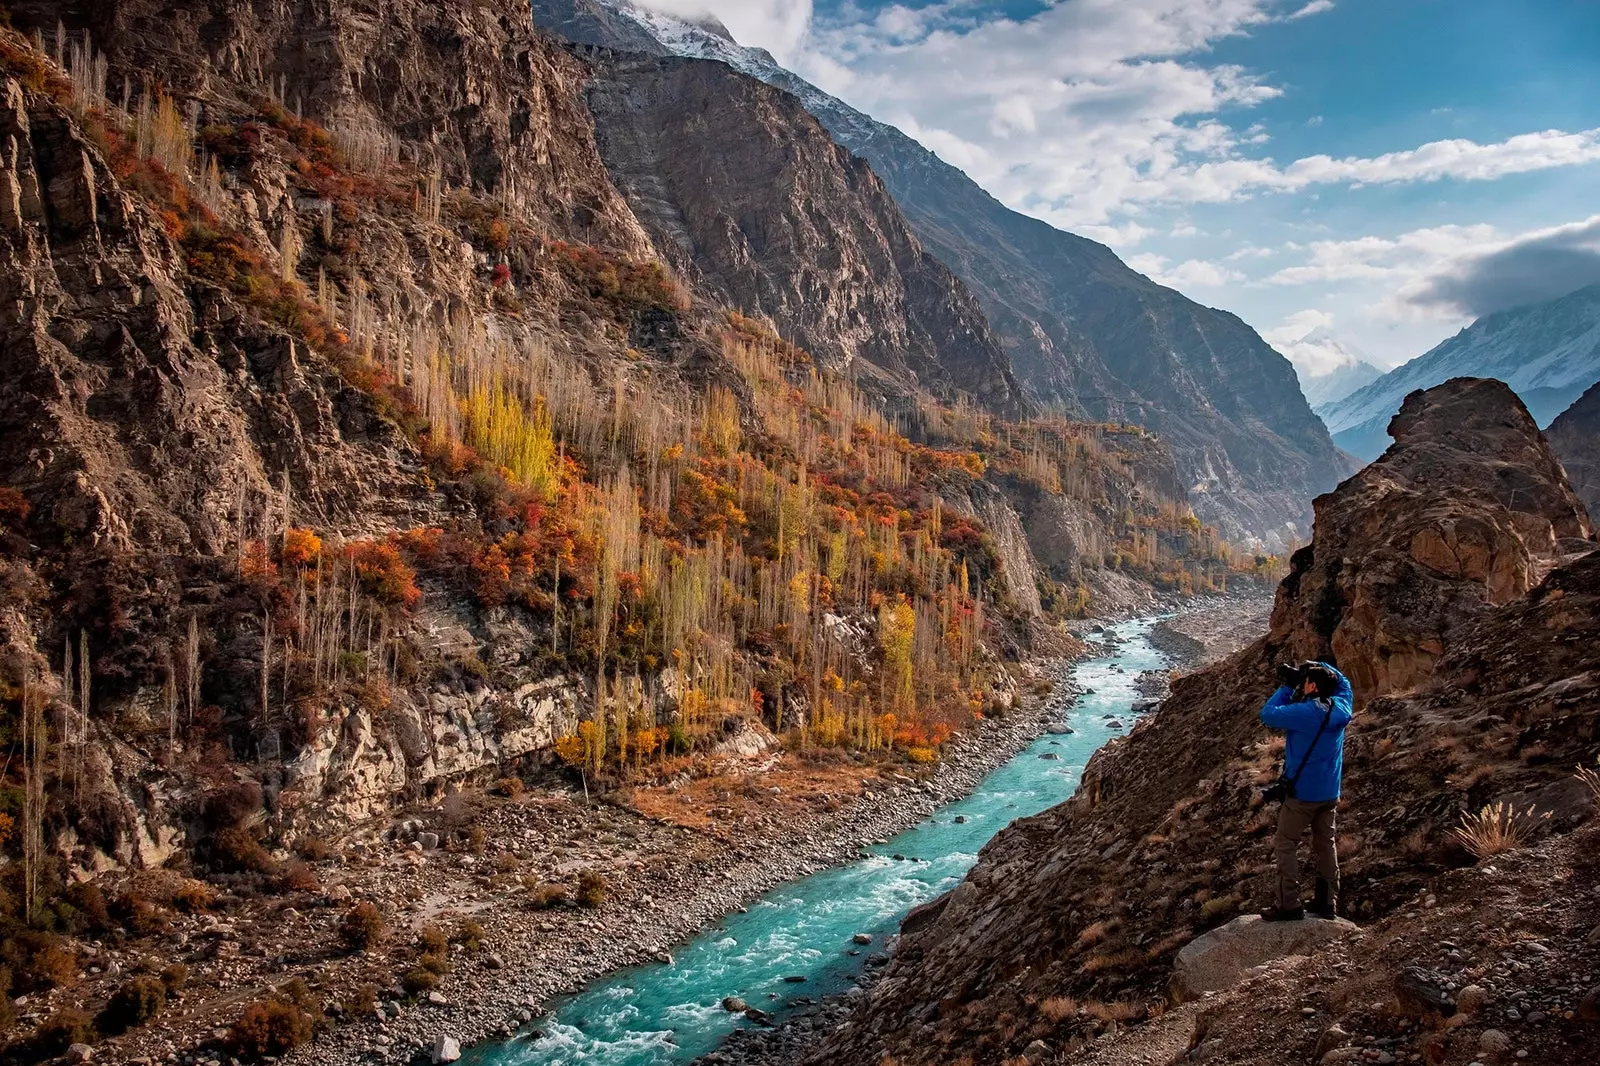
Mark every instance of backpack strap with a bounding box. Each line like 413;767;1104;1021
1286;699;1334;790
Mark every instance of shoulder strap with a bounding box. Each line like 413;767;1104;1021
1286;700;1334;786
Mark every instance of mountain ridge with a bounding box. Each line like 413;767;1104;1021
528;0;1349;551
1321;282;1600;459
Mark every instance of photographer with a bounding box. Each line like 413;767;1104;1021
1259;660;1353;921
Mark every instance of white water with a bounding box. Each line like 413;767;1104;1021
465;617;1168;1066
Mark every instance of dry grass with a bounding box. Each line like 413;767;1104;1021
1450;802;1547;860
1083;999;1143;1023
1448;764;1496;790
1402;829;1430;858
1076;919;1116;947
1039;996;1078;1022
1574;757;1600;807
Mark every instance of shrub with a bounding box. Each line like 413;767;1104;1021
1452;802;1548;859
454;919;484;952
418;925;448;956
62;881;111;934
203;780;264;829
1039;996;1078;1023
339;901;386;952
160;962;189;996
100;974;167;1034
527;882;568;910
1577;756;1600;807
576;870;607;909
494;776;525;799
173;878;218;913
295;835;334;861
419;950;451;976
34;1008;96;1055
208;826;277;874
278;860;321;893
18;932;77;991
345;983;379;1017
401;966;439;996
228;998;316;1059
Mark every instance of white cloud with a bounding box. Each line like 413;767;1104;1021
1128;253;1245;288
1286;1;1335;20
633;0;816;64
1398;214;1600;317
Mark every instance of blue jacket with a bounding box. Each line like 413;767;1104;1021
1260;664;1353;803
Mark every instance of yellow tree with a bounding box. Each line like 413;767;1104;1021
878;596;915;720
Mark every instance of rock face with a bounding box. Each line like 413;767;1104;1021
580;51;1025;414
1547;380;1600;516
1268;378;1590;700
814;379;1600;1066
1171;914;1360;1002
530;0;1352;549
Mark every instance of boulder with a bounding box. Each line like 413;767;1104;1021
431;1034;461;1063
721;996;747;1012
1171;914;1360;1002
1394;966;1456;1019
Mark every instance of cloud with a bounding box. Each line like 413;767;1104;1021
1128;254;1245;288
1399;215;1600;318
633;0;815;64
1286;1;1335;19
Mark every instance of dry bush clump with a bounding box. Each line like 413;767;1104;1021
1577;756;1600;807
1039;996;1078;1022
1451;802;1548;859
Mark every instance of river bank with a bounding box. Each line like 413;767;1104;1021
247;656;1095;1066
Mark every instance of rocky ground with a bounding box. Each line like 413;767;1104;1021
1146;591;1274;669
34;654;1087;1066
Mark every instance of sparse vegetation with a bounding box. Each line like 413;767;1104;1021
228;996;317;1059
1451;802;1547;859
339;901;386;952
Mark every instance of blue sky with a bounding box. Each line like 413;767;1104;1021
647;1;1600;375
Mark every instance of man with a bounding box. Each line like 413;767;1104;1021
1259;661;1353;921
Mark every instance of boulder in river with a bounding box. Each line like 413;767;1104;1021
1038;753;1061;761
853;933;874;944
722;996;747;1012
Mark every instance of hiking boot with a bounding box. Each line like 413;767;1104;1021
1308;878;1337;919
1260;905;1305;922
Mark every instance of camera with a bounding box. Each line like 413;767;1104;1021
1261;777;1292;804
1276;662;1307;689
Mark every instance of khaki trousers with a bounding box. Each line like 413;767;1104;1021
1274;797;1338;909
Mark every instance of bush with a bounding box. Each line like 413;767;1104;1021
417;925;448;956
294;835;334;861
401;966;439;996
339;901;385;952
111;892;168;935
100;974;167;1034
453;919;484;952
419;950;451;976
345;982;379;1017
62;881;111;934
160;962;189;996
34;1007;96;1055
173;878;218;913
576;870;607;909
17;932;77;991
228;998;316;1059
203;780;264;829
208;826;277;874
527;882;568;910
494;777;525;799
278;860;321;893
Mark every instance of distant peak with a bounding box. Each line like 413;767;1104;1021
684;14;735;42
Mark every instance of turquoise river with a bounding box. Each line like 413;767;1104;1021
464;616;1168;1066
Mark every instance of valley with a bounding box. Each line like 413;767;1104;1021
0;3;1594;1066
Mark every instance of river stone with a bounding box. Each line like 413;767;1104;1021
431;1035;461;1063
852;933;873;945
722;996;747;1012
1171;914;1360;1002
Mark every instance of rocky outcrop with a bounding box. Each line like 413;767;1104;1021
815;379;1600;1066
1170;913;1360;1002
1548;379;1600;516
580;51;1026;414
1267;379;1589;700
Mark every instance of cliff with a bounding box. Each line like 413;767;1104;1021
1547;379;1600;516
580;50;1025;415
818;379;1600;1065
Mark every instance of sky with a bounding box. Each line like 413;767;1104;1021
633;0;1600;377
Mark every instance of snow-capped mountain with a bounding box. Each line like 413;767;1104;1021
1278;327;1387;410
529;0;1348;549
1320;284;1600;460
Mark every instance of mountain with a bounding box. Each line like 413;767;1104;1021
1548;380;1600;515
817;379;1599;1065
529;0;1349;550
1321;283;1600;460
1282;328;1386;409
580;50;1026;414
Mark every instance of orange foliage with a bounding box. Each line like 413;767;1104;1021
345;540;421;609
281;528;323;568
